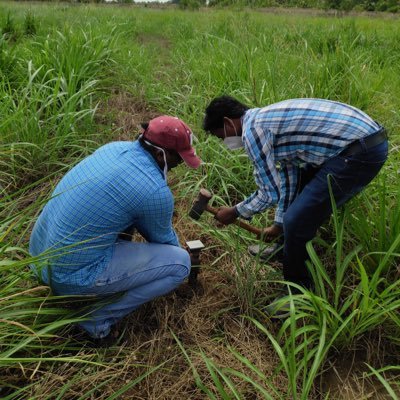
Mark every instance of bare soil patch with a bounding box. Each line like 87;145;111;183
136;33;171;51
96;90;159;141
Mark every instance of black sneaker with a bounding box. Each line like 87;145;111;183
68;325;119;348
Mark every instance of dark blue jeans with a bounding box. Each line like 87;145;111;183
282;140;388;288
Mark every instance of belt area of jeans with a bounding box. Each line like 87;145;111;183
340;128;387;157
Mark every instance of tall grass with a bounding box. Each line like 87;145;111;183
0;23;117;191
1;2;400;398
345;173;400;269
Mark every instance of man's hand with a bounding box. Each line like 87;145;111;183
258;224;283;242
214;206;238;225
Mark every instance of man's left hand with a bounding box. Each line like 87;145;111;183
258;224;283;242
214;206;238;225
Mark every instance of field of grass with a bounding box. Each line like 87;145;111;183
1;2;400;399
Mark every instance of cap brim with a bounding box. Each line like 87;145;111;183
179;147;202;169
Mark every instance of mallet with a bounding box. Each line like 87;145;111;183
189;188;263;237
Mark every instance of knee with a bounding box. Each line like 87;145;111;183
169;246;191;280
283;208;319;242
283;210;298;235
283;210;309;241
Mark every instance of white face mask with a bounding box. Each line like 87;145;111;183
224;136;244;150
223;118;244;150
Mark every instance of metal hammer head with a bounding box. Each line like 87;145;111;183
189;188;212;220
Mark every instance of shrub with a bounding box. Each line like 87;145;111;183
24;11;37;36
2;12;17;39
387;4;399;11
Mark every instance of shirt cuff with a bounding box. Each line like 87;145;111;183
274;208;284;225
236;201;255;220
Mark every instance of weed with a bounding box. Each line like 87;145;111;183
23;11;36;36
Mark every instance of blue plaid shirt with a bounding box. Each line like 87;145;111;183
29;141;179;286
236;99;381;224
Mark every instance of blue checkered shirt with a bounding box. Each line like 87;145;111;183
29;141;179;286
235;99;382;225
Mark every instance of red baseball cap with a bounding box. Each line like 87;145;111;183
143;116;201;169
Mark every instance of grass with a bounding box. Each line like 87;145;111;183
1;2;399;398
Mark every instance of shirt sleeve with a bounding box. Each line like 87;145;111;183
274;163;300;226
134;186;180;247
235;123;281;219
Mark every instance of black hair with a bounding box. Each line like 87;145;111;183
203;95;249;132
140;122;149;131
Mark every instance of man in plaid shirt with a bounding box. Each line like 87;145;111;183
30;116;201;341
203;96;388;316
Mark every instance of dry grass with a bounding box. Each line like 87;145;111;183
96;90;158;142
11;94;398;400
321;336;400;399
16;183;287;399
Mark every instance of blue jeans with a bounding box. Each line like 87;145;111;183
282;140;388;288
51;241;191;338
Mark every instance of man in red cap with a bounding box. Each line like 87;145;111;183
29;116;201;344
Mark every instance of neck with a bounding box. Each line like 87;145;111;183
231;118;243;136
139;139;164;169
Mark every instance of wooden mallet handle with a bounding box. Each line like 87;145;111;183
189;188;263;237
204;204;263;236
